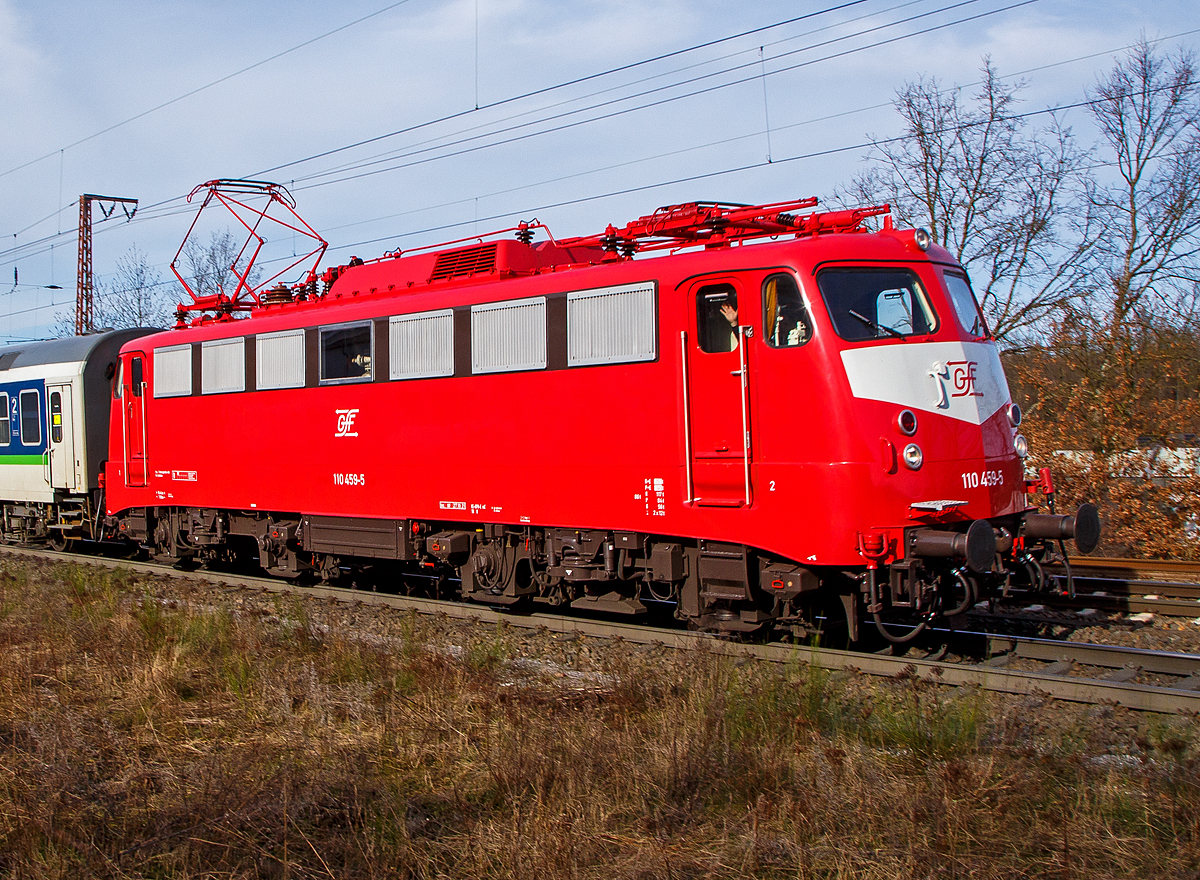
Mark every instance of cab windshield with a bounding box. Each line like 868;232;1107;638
817;268;938;341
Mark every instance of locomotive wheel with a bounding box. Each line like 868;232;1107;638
318;554;343;584
48;532;71;553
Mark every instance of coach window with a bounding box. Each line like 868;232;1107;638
320;322;373;383
763;274;812;347
50;392;62;444
696;283;739;353
817;268;938;342
19;390;40;446
0;393;9;445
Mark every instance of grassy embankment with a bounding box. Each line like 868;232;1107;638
1;556;1198;878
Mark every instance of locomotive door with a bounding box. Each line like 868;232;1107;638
684;280;754;506
46;385;77;490
121;351;148;488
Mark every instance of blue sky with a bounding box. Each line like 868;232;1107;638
0;0;1196;339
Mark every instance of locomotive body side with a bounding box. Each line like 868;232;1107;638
102;217;1088;638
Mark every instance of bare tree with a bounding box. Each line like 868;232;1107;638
1087;39;1200;333
845;60;1094;342
96;244;173;329
53;243;171;335
178;229;261;304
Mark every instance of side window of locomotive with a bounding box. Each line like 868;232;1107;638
696;283;739;353
113;360;123;399
942;271;990;338
763;274;811;347
19;390;40;446
320;322;373;383
817;268;937;341
0;393;9;445
131;357;144;398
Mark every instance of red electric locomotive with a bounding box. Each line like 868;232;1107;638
104;181;1098;643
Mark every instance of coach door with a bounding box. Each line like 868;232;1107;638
121;351;148;487
683;280;754;506
46;385;77;490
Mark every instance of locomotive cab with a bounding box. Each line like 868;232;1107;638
775;230;1098;643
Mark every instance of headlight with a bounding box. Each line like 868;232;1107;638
902;443;923;470
1014;434;1028;458
1008;404;1022;427
913;228;932;251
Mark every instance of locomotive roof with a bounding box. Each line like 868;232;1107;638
0;328;160;371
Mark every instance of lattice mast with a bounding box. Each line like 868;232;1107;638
76;194;138;335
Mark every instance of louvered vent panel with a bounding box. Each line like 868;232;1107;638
257;330;305;390
567;283;657;366
390;310;454;380
430;243;499;281
471;298;546;374
201;338;246;394
153;345;192;398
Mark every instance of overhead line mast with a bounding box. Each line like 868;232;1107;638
76;193;138;335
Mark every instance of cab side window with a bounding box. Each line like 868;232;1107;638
696;284;739;353
763;274;812;347
942;271;990;338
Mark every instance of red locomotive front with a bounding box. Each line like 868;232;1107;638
104;188;1097;642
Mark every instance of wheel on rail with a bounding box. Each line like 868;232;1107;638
48;532;73;553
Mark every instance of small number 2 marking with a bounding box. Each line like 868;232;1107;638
769;480;776;491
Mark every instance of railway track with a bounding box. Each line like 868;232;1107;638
1058;555;1200;582
1035;555;1200;618
5;545;1200;715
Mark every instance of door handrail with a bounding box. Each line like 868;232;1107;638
680;331;694;504
737;325;753;507
140;382;148;487
121;392;131;487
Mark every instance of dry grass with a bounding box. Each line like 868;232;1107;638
1;557;1199;878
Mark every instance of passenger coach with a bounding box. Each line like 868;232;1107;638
0;329;154;546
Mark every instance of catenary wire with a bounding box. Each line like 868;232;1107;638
0;0;1002;264
0;0;418;183
3;17;1194;306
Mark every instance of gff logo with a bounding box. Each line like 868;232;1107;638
335;408;360;437
947;360;982;398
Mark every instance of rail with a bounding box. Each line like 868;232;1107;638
5;545;1200;714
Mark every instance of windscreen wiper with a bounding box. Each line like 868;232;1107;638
848;309;903;339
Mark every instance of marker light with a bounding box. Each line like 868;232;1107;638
902;443;924;470
1014;434;1029;458
914;228;932;251
897;409;918;436
1008;403;1022;427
